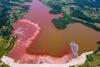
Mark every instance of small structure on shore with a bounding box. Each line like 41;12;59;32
69;41;79;58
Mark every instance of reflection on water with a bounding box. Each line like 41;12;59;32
25;0;100;58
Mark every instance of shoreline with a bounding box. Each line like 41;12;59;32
1;51;93;66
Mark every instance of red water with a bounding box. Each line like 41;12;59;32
23;0;100;58
8;19;40;61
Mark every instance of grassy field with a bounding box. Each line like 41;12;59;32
79;52;100;67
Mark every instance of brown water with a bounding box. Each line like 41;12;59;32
25;0;100;58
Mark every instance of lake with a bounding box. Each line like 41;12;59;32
24;0;100;58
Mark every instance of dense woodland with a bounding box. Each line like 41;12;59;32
40;0;100;31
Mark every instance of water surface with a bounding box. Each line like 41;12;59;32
25;0;100;57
